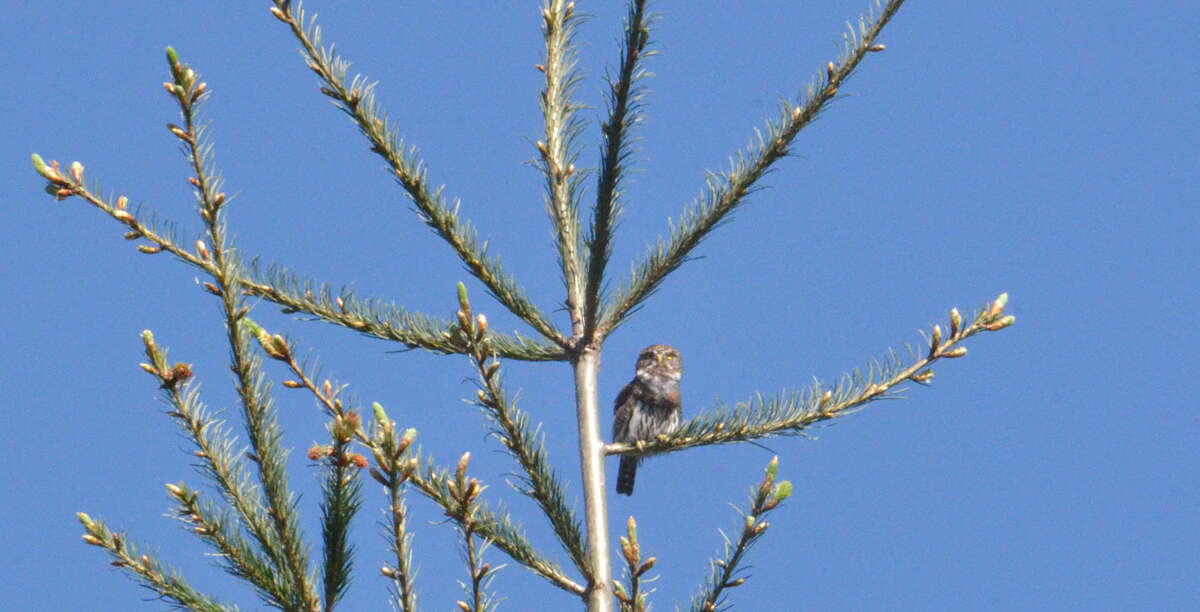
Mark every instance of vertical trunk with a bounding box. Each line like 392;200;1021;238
573;348;612;611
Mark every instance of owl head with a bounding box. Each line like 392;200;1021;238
634;344;683;385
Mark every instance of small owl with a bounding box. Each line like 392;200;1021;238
612;344;683;496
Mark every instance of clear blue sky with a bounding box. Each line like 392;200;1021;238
4;2;1196;610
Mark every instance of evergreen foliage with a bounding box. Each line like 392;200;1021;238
38;1;1013;610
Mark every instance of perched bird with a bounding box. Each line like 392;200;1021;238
612;344;683;496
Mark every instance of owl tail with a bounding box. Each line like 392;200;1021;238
616;456;638;496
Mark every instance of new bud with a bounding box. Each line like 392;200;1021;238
987;315;1015;331
457;281;470;311
456;452;471;484
373;402;390;427
989;292;1009;317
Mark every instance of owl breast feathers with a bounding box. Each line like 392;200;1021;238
613;344;683;495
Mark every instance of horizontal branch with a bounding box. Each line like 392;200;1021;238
29;168;566;361
607;293;1013;456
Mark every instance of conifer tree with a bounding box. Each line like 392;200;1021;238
35;1;1013;610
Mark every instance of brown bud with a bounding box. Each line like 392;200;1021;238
82;534;105;546
204;282;221;295
827;61;836;82
613;581;630;601
637;557;657;576
307;445;328;462
70;161;84;182
397;428;417;454
944;347;968;358
910;370;935;383
869;43;886;52
282;379;303;388
950;307;962;336
170;362;192;383
989;292;1009;317
456;452;471;484
370;468;390;486
196;240;210;259
987;315;1015;331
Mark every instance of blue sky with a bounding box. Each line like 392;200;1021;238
4;1;1197;610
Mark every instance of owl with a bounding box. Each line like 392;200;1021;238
612;344;683;496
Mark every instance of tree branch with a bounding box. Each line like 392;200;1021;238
688;458;793;612
608;294;1014;456
537;0;588;337
163;49;319;610
584;0;655;346
598;0;906;338
454;285;591;582
77;513;240;612
268;1;570;350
